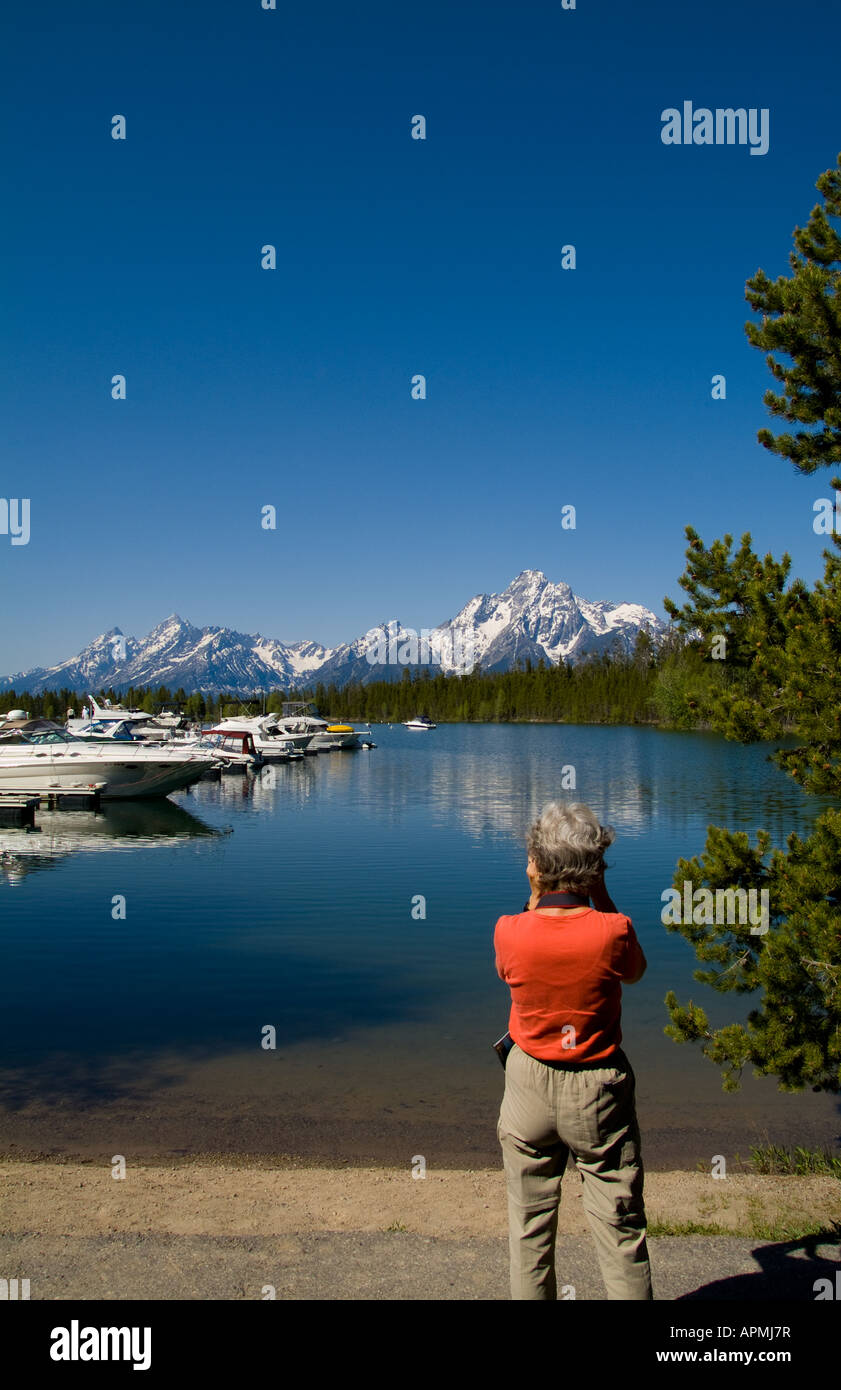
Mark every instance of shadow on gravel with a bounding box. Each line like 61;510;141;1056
677;1226;841;1300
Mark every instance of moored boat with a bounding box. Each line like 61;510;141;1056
274;703;367;750
196;728;264;769
67;695;190;743
0;720;216;799
215;712;313;755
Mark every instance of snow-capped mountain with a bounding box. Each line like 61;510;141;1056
435;570;661;672
0;572;664;695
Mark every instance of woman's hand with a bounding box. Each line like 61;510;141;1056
589;863;618;914
526;855;543;909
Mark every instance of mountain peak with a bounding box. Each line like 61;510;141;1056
1;574;665;694
504;569;550;598
148;613;190;634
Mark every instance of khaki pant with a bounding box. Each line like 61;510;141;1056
497;1043;652;1300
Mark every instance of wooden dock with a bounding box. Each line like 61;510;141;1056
0;785;105;819
0;795;40;828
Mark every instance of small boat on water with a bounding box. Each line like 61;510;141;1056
322;722;366;750
403;716;437;730
273;703;368;750
67;695;190;743
0;718;216;799
217;704;367;751
214;713;312;758
190;728;264;770
68;717;151;743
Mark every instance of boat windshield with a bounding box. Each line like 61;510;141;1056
22;730;79;744
87;720;138;739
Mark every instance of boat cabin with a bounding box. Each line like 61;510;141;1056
203;729;259;757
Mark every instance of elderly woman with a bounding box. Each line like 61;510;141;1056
494;800;652;1301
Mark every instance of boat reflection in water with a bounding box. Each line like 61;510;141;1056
0;798;226;885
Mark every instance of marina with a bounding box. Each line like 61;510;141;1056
0;699;373;801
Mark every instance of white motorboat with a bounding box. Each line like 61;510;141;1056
0;721;216;799
68;717;152;742
214;710;315;754
402;716;437;730
66;695;153;737
272;702;367;750
214;713;310;758
194;728;264;769
66;695;188;743
319;722;368;750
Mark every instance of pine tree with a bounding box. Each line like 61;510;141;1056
663;153;841;1093
745;153;841;474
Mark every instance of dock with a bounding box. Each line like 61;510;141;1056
0;785;105;820
0;795;40;828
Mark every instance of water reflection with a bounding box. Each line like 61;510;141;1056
325;725;832;849
179;759;320;813
1;725;838;1162
0;798;224;884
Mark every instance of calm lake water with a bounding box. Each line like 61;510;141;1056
1;723;839;1169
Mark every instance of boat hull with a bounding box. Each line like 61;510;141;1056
310;731;363;750
0;749;214;799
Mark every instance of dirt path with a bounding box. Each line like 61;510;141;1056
2;1161;839;1238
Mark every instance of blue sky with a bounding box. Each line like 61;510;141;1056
2;0;839;674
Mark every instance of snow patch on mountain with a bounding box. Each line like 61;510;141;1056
1;571;665;694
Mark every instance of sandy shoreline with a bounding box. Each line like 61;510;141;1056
2;1160;839;1239
4;1031;840;1174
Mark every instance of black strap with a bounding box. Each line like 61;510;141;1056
536;891;591;908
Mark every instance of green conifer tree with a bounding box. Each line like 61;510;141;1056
663;154;841;1093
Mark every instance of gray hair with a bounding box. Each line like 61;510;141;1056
526;801;615;895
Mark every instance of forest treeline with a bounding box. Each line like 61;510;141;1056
0;632;746;730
